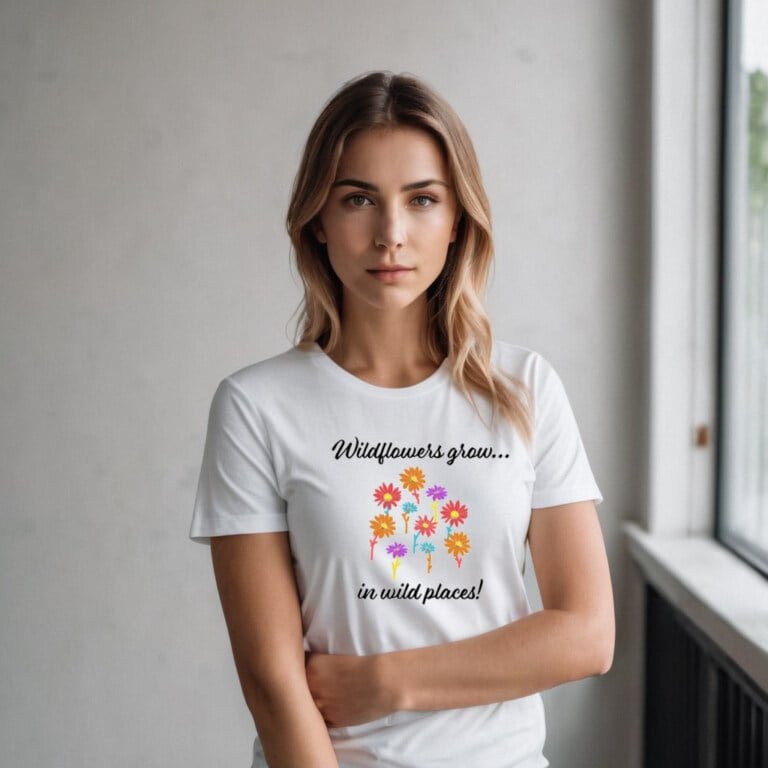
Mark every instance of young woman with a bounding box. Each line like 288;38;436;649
190;70;614;768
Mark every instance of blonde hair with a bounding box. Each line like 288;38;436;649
285;70;533;445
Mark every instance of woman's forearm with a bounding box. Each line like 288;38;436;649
377;608;613;713
245;676;339;767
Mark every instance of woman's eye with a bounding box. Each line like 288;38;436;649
344;194;371;207
413;195;437;207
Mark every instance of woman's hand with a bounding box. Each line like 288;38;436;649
305;651;398;728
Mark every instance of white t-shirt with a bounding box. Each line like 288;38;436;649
189;339;603;768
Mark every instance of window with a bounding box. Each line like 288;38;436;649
718;0;768;577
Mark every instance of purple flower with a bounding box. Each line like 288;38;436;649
426;484;447;501
386;542;408;558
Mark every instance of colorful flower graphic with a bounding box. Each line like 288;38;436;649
440;499;469;528
373;483;401;511
367;471;473;579
400;466;426;504
444;531;471;568
426;484;447;522
386;541;408;580
420;541;436;573
368;513;396;560
412;514;437;552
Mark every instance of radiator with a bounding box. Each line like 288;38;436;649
644;584;768;767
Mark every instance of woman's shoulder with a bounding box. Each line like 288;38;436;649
491;338;569;399
492;337;545;374
217;344;315;398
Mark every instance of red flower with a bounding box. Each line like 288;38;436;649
440;499;468;527
373;483;401;510
414;515;437;536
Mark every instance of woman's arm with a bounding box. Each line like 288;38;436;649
383;499;614;711
306;500;614;724
211;531;339;767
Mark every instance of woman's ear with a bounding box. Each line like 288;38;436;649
311;218;327;244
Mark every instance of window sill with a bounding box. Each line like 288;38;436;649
623;521;768;694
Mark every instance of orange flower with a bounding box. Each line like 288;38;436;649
399;466;426;494
369;514;397;539
444;531;471;557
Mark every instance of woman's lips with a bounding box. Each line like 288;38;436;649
367;267;415;283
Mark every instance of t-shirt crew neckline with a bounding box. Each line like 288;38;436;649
308;341;451;398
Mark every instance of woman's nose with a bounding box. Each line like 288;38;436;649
374;205;407;250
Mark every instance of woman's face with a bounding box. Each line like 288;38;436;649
313;125;460;314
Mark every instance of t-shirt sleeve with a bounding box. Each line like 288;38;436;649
189;376;288;545
530;354;604;509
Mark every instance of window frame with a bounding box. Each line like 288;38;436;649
715;0;768;578
646;0;720;538
625;0;768;698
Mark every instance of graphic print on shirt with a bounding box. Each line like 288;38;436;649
369;465;471;580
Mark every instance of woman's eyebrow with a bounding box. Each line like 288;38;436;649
331;178;448;192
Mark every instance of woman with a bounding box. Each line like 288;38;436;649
190;70;614;768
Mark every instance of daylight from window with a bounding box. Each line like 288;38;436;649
720;0;768;569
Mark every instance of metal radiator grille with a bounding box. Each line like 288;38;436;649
644;584;767;767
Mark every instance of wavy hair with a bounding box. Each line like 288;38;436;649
285;70;533;445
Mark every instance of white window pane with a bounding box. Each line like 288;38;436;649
720;0;768;574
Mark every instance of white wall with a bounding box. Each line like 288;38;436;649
0;1;650;766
